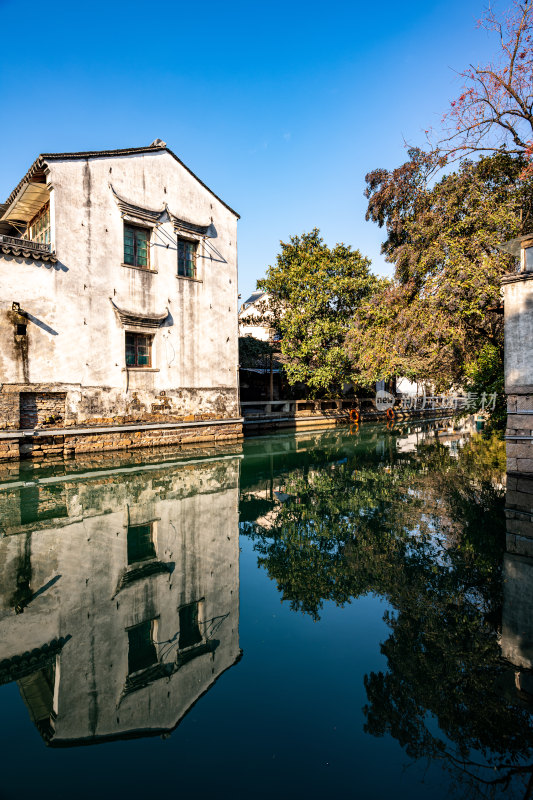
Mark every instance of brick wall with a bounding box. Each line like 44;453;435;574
19;392;67;429
0;391;19;430
506;392;533;473
506;473;533;557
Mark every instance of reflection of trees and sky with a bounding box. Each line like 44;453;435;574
0;422;531;799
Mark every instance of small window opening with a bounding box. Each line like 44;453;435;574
124;224;150;268
128;620;157;674
125;332;152;368
179;602;203;650
127;523;156;564
26;203;51;245
177;238;197;278
524;245;533;272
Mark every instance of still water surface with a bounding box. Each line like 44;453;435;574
0;421;530;800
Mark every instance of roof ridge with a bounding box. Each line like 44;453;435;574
4;144;240;218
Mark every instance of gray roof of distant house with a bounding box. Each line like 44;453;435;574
242;291;266;307
498;233;533;257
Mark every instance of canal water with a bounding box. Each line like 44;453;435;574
0;420;531;800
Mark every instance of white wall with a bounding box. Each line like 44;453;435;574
0;149;240;423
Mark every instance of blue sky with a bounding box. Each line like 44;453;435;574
0;0;499;300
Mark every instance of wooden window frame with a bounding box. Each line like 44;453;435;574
177;236;198;279
124;223;150;269
125;332;153;368
27;202;51;245
522;240;533;272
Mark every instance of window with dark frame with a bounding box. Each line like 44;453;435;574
178;602;203;650
124;224;150;268
127;620;158;674
177;237;197;278
524;245;533;272
127;523;156;564
125;332;152;368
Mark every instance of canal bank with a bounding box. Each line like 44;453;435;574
0;417;243;463
242;405;454;434
0;398;455;463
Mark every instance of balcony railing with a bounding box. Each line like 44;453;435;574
0;234;52;253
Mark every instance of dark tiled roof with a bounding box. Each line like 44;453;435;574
0;235;58;263
5;144;240;218
242;291;266;307
0;637;69;686
110;299;169;328
110;183;165;223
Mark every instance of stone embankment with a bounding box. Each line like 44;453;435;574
0;398;454;463
241;398;453;434
0;419;243;463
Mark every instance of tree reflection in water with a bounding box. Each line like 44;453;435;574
241;428;533;799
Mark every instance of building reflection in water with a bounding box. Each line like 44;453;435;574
503;472;533;699
0;447;242;746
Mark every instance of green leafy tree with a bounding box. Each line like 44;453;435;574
257;229;376;397
463;343;506;434
238;336;277;369
349;153;533;394
352;0;533;411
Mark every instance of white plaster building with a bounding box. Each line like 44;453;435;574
0;140;242;459
238;291;274;341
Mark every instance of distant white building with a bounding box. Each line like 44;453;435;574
395;378;423;396
238;291;274;341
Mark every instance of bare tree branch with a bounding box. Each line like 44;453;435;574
437;0;533;173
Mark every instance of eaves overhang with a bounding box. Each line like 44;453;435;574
110;299;170;328
167;207;215;238
498;233;533;257
1;182;50;223
110;184;166;226
0;235;57;263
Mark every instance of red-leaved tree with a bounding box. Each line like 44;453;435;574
439;1;533;175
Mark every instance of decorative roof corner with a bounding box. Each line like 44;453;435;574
498;233;533;257
166;205;215;238
110;184;166;226
110;299;170;329
113;560;173;597
0;637;69;687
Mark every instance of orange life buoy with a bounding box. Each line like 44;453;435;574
386;407;395;420
349;408;360;423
